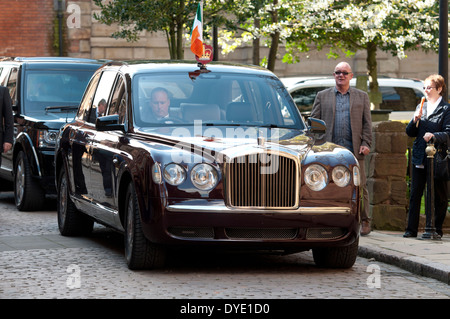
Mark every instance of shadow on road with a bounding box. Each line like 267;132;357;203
86;226;324;273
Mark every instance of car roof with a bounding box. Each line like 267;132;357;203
0;56;106;68
282;76;424;92
279;76;329;88
101;60;276;77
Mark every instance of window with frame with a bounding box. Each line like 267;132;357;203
6;68;18;106
78;72;101;122
88;71;116;124
109;76;126;124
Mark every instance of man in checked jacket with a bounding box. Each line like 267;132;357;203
311;62;373;236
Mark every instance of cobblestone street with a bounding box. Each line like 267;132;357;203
1;192;449;301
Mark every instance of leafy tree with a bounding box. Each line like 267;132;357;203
93;0;198;59
286;0;442;108
217;0;444;108
216;0;291;70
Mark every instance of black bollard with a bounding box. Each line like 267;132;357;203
422;140;441;240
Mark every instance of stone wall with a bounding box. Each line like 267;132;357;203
367;121;450;232
367;121;409;230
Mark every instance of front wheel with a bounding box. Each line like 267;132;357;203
312;238;359;268
57;167;93;236
124;182;166;270
14;151;45;211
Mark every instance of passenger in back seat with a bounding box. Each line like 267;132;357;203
143;87;170;121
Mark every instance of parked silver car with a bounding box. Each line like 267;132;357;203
281;76;424;121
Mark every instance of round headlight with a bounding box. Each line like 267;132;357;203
163;163;186;186
304;164;328;191
332;165;351;187
190;163;218;191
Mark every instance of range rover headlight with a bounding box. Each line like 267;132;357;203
332;165;351;187
305;164;328;191
163;163;186;186
191;163;218;191
38;129;59;147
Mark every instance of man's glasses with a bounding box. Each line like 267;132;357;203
423;86;436;90
334;71;351;76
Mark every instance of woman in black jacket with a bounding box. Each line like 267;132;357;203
404;74;450;238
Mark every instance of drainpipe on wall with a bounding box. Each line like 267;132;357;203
54;0;65;56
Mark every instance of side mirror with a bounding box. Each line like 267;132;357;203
308;117;326;134
96;114;124;132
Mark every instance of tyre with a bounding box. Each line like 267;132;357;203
14;151;45;211
124;182;166;270
312;237;359;268
57;167;93;236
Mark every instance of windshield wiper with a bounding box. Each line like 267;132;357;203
45;105;79;113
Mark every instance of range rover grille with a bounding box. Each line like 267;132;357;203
226;153;299;208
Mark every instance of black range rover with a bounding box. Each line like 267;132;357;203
0;57;104;211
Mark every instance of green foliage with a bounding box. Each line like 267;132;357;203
92;0;445;76
93;0;198;59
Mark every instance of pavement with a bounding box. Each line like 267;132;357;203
358;230;450;285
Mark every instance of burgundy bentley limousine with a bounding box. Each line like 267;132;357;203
55;60;361;270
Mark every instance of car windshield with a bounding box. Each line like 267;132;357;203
132;71;305;130
23;69;95;115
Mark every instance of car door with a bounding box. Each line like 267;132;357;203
68;72;101;201
90;75;126;211
85;70;118;224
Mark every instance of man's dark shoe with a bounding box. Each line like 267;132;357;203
360;220;371;236
403;231;417;238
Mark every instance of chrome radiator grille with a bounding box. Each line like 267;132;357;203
226;153;299;208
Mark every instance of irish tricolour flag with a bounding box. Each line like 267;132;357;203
190;2;204;58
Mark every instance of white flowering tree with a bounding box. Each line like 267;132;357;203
217;0;443;107
288;0;441;107
215;0;293;70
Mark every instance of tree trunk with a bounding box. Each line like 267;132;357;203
176;22;184;59
366;41;381;110
267;0;279;71
167;25;177;60
176;0;184;60
253;18;260;65
213;26;219;61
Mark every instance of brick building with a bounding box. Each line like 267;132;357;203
0;0;56;56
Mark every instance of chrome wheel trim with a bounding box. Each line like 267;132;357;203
15;157;25;206
125;192;134;262
58;172;68;226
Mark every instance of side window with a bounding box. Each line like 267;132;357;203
0;66;10;87
109;76;126;124
77;72;101;122
89;71;116;124
6;68;18;106
379;86;423;112
290;87;328;113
